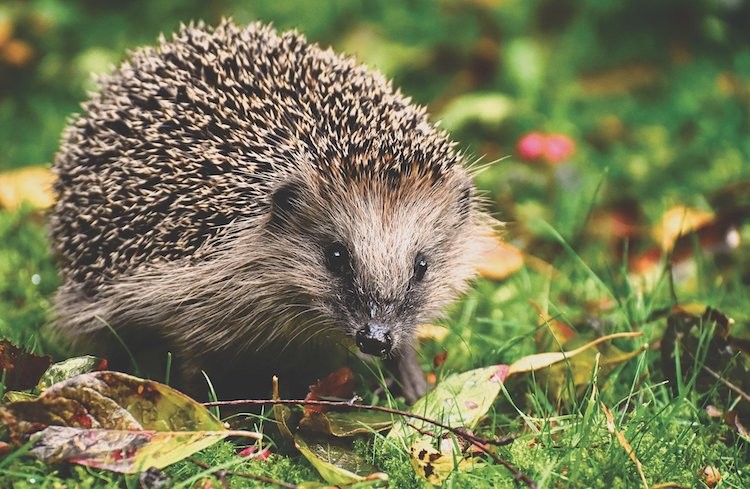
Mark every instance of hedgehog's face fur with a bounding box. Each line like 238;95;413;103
259;165;483;357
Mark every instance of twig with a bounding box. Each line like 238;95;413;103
189;456;297;489
700;363;750;404
203;398;536;488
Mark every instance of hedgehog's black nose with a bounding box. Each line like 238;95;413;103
356;322;392;357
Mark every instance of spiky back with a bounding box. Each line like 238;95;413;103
51;20;460;295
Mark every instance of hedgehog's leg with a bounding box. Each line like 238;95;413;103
387;346;427;403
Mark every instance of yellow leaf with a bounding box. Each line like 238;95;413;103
476;235;524;280
409;437;474;486
416;324;450;342
507;332;642;375
0;166;55;210
653;205;713;251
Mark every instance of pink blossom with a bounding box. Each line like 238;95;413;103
516;132;576;164
516;132;546;161
543;133;576;163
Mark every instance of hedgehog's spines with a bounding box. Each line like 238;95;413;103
51;19;472;298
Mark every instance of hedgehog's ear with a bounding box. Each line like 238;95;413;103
269;182;301;226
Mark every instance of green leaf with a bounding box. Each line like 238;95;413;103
299;410;393;437
438;93;514;131
37;355;106;391
294;433;386;486
388;365;509;443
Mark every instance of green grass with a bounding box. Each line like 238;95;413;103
1;0;749;487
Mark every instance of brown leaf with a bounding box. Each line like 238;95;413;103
305;367;355;415
0;340;52;391
661;306;749;405
701;466;722;488
2;39;34;66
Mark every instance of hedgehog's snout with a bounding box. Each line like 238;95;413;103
355;321;393;357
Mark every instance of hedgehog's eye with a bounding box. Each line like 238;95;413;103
325;242;351;276
414;253;428;282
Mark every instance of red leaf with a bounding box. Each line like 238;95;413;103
0;340;52;391
305;367;355;414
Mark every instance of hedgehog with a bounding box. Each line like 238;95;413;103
49;20;492;402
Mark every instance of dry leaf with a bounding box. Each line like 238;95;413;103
0;340;52;391
0;166;55;210
507;332;642;375
2;39;34;65
417;324;450;342
476;235;524;280
409;437;474;486
653;206;714;251
601;402;649;488
305;367;355;414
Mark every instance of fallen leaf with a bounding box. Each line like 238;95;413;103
409;436;474;486
507;331;642;375
305;367;355;414
37;355;107;391
417;324;450;342
433;351;448;368
653;206;714;251
2;38;34;65
388;365;509;443
476;235;524;280
701;466;722;488
661;306;749;404
29;426;257;473
0;340;52;391
0;371;259;473
0;166;55;210
299;410;392;437
294;432;386;486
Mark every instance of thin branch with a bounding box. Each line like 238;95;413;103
700;363;750;404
